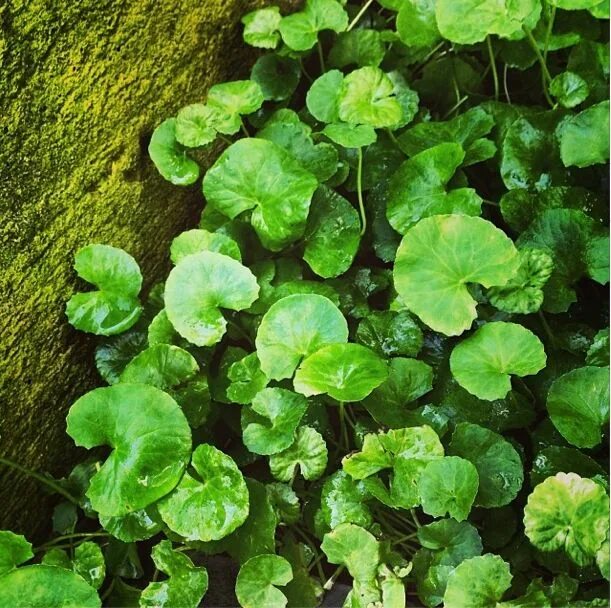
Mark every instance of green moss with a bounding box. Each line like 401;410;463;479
0;0;296;538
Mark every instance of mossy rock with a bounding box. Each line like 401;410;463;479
0;0;296;538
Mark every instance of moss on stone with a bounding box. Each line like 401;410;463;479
0;0;295;538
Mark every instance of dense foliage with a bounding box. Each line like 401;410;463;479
1;0;609;606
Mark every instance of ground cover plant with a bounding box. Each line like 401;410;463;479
0;0;609;606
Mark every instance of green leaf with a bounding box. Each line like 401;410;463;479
269;426;328;482
393;215;520;336
546;366;610;448
256;294;348;381
241;388;308;455
443;554;512;608
328;29;386;68
148;118;200;185
320;471;373;530
362;358;434;428
66;244;142;336
530;446;606;488
202;138;318;251
435;0;541;44
251;55;301;102
174;104;218;148
0;565;101;607
417;519;483;566
524;472;609;566
419;456;479;521
95;329;148;384
242;7;282;49
321;523;380;582
549;71;590;108
557;101;610;168
397;107;495;166
448;422;524;508
158;444;249;542
66;384;191;516
517;209;609;313
206;80;264;135
280;538;324;608
303;186;361;279
551;0;605;9
99;507;162;543
235;554;293;608
279;0;348;51
0;531;33;576
396;0;439;48
387;143;482;235
487;248;554;314
227;352;269;405
306;70;343;123
356;310;423;358
294;343;388;402
501;112;565;190
338;67;403;129
322;123;377;148
267;483;300;525
140;540;208;608
343;433;393;479
71;542;105;590
449;322;546;401
170;229;241;264
164;251;259;346
586;328;610;366
119;344;197;388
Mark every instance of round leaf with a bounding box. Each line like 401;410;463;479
0;565;101;607
158;444;249;542
66;384;191;516
449;322;546;400
546;366;610;448
387;143;482;235
320;471;373;530
99;507;162;543
396;0;440;48
443;554;512;608
202;138;318;251
549;71;590;108
306;70;343;123
356;310;423;358
321;523;379;582
293;343;388;402
322;123;377;148
448;422;524;508
165;251;259;347
419;456;479;521
148;118;200;185
175;104;218;148
338;67;403;128
170;229;241;264
242;7;282;49
270;426;328;482
207;80;264;135
256;294;348;381
251;55;301;102
235;554;293;608
393;215;520;336
241;388;308;455
0;531;33;576
524;472;609;566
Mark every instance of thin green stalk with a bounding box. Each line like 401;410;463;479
410;509;422;528
538;310;557;349
442;95;468;120
0;457;78;505
100;578;116;603
317;40;326;73
338;402;349;451
240;118;250;138
486;36;499;101
35;532;109;552
386;128;400;148
503;64;512;105
543;4;557;66
356;147;366;236
347;0;375;32
522;26;554;107
323;564;345;590
298;58;314;84
227;319;254;347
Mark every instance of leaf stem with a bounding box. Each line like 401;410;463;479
35;531;109;552
338;401;350;451
323;564;345;590
503;64;512;105
538;310;557;349
486;36;499;101
347;0;375;32
0;457;78;505
100;578;116;603
522;26;554;107
410;508;422;528
240;118;250;138
356;147;366;236
543;4;557;66
317;40;326;73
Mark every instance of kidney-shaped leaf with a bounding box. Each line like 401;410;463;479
546;366;610;448
66;244;142;336
387;143;482;235
242;7;282;49
443;554;512;608
165;251;259;347
256;294;348;380
450;322;546;401
203;138;318;251
449;422;524;508
0;565;101;607
170;229;241;264
393;215;520;336
236;554;293;608
158;444;249;542
524;472;609;566
293;343;388;402
66;384;191;516
241;388;308;455
0;531;32;576
270;426;328;482
140;540;208;608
